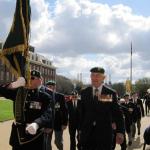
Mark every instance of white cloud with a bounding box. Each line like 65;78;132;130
0;0;150;84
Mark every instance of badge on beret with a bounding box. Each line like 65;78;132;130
31;70;41;78
32;71;35;75
90;67;105;74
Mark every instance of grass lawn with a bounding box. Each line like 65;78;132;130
0;99;14;122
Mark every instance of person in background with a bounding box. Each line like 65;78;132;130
67;90;81;150
130;92;144;137
121;94;137;146
43;80;68;150
143;92;150;115
112;97;127;150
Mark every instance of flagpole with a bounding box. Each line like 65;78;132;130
130;42;132;93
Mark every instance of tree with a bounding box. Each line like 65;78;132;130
56;75;74;94
71;79;84;95
112;82;126;97
134;77;150;98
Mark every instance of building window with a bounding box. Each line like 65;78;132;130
42;67;44;74
0;71;4;80
12;74;16;81
6;72;9;81
36;56;38;61
32;54;34;60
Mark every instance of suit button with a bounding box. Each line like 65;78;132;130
93;121;96;126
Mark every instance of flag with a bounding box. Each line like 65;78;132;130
0;0;31;82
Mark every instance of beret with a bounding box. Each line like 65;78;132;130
90;67;105;74
31;70;41;78
46;80;56;86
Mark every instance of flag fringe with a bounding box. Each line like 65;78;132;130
2;44;27;55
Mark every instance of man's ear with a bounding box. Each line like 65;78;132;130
102;75;106;80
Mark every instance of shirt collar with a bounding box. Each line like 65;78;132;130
93;84;103;95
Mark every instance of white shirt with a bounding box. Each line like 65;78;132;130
93;84;103;97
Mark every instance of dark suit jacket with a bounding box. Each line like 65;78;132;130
79;85;124;149
137;98;145;117
43;87;68;130
67;99;81;130
0;85;52;147
130;98;145;118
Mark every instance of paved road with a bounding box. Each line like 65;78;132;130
0;116;150;150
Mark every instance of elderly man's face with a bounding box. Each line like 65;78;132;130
90;72;105;88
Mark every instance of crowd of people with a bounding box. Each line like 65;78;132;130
0;67;150;150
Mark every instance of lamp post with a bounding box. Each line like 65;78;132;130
130;42;133;93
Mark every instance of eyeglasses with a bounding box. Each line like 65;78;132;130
31;76;35;80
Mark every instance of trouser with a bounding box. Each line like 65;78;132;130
69;126;81;150
131;123;136;137
131;119;141;137
69;127;76;150
43;132;52;150
127;132;132;142
126;124;132;142
43;130;63;150
145;102;150;115
143;142;146;150
112;130;116;150
137;119;141;133
120;134;127;150
54;130;63;150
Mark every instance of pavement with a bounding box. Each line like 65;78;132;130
0;116;150;150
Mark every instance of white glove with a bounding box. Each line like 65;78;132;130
26;123;39;135
11;77;26;88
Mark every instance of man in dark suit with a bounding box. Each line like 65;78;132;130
144;92;150;115
122;94;137;146
79;67;124;150
67;91;81;150
130;92;144;136
43;80;68;150
0;70;53;150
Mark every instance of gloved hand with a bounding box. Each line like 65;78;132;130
26;123;39;135
11;77;26;88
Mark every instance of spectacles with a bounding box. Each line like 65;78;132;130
31;76;37;80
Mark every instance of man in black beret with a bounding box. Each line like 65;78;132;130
43;80;68;150
130;92;144;137
67;91;81;150
79;66;124;150
121;93;137;146
90;67;105;74
0;70;53;150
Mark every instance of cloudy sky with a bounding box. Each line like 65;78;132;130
0;0;150;84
